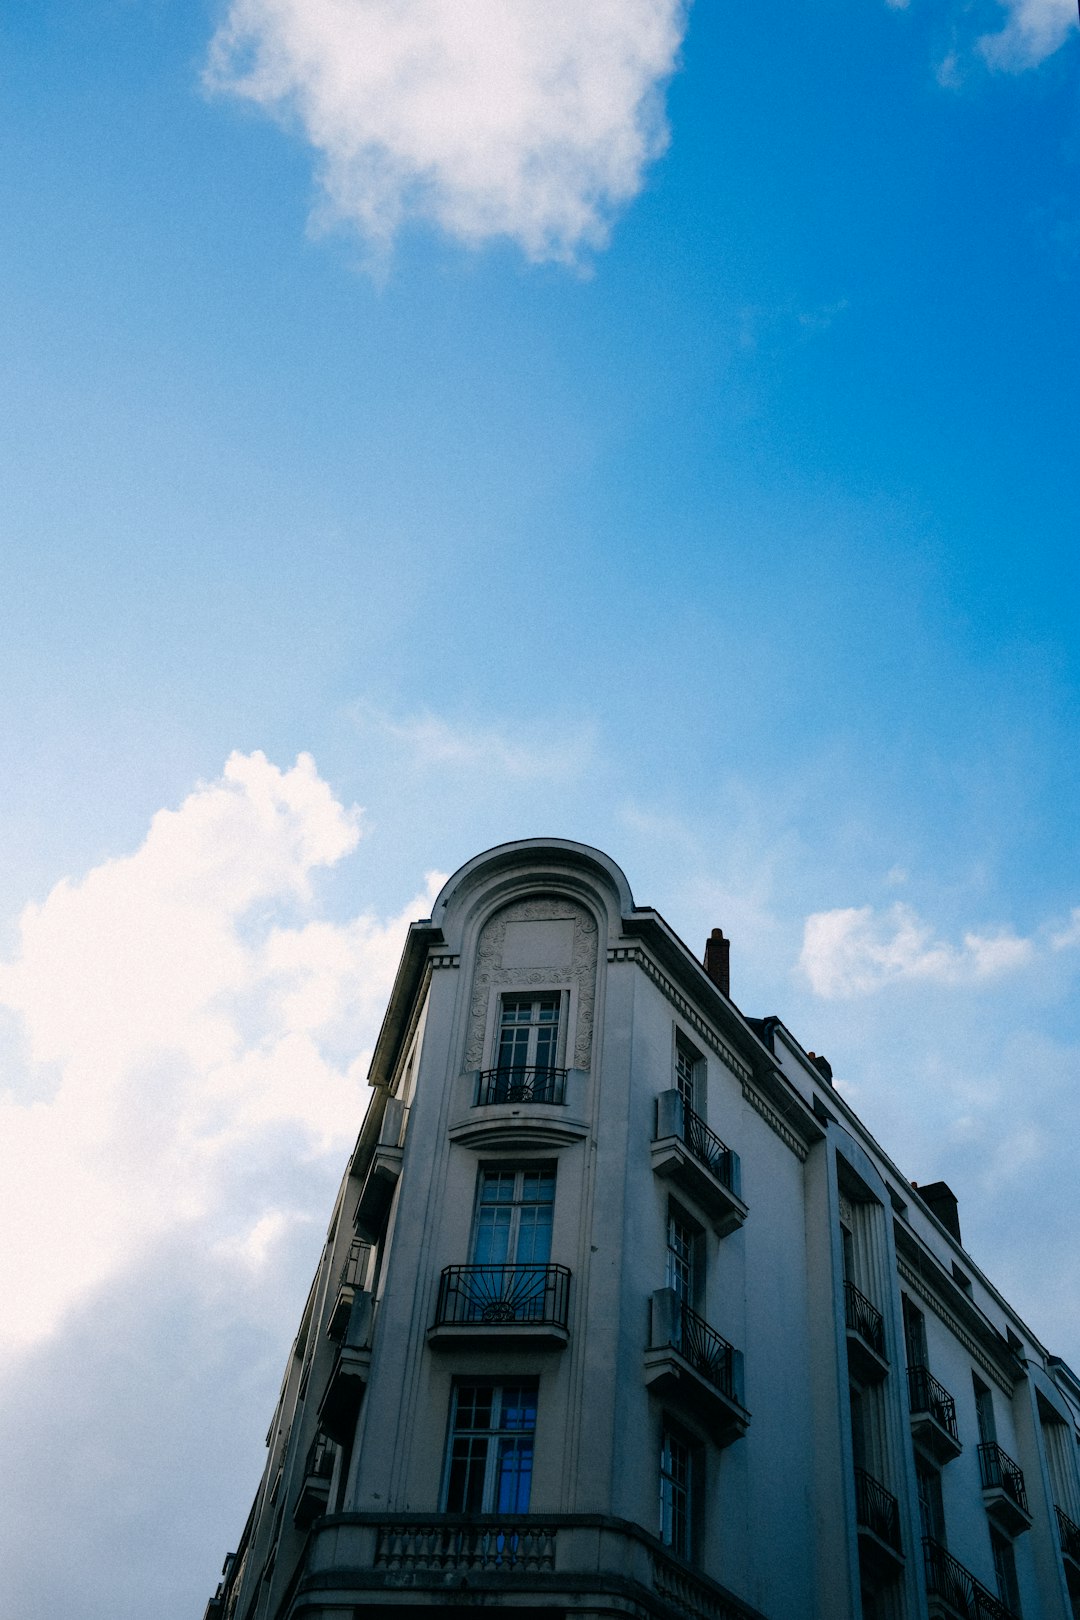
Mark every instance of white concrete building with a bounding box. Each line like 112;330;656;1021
203;839;1080;1620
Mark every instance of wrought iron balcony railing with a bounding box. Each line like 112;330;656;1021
844;1280;886;1357
908;1364;960;1444
978;1442;1029;1515
476;1065;568;1106
923;1536;1018;1620
434;1264;571;1329
672;1299;738;1402
855;1467;902;1553
682;1104;738;1192
1057;1504;1080;1565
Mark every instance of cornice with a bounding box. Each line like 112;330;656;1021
608;945;750;1083
740;1080;809;1163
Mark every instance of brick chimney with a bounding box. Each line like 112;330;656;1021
704;927;730;997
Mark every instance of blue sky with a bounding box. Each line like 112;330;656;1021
1;1;1079;1614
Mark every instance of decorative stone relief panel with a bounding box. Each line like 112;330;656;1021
464;896;598;1070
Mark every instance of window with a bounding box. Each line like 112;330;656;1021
903;1297;928;1369
660;1427;693;1559
472;1168;555;1266
666;1208;699;1306
990;1529;1021;1614
974;1376;997;1446
916;1461;946;1544
675;1035;700;1116
850;1387;868;1472
497;995;561;1075
443;1381;538;1513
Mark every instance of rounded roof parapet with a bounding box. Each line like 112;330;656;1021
429;838;636;936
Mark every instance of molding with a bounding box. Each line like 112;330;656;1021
466;897;598;1070
739;1080;809;1162
447;1110;590;1151
429;953;459;970
896;1255;1016;1397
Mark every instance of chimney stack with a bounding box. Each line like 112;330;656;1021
807;1052;834;1085
704;927;730;998
915;1180;962;1245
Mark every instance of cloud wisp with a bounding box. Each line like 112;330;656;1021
355;701;596;781
977;0;1078;71
799;900;1036;999
205;0;689;266
0;752;442;1355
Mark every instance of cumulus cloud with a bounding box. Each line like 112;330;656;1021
799;901;1034;999
204;0;688;264
0;752;442;1354
977;0;1078;70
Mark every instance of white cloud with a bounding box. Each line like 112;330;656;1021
977;0;1078;70
1051;907;1080;950
0;752;443;1354
205;0;688;265
799;901;1034;999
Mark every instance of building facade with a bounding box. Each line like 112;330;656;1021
203;839;1080;1620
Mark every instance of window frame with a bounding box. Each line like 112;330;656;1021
666;1203;703;1309
659;1422;698;1561
674;1030;703;1118
440;1379;540;1516
470;1164;557;1268
990;1527;1021;1614
916;1459;947;1545
974;1375;997;1446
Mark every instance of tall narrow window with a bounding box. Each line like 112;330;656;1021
660;1428;693;1559
666;1209;697;1305
849;1387;868;1473
990;1529;1021;1614
472;1168;555;1266
916;1461;946;1544
974;1376;997;1446
903;1296;928;1369
498;995;561;1076
443;1382;538;1514
675;1035;699;1116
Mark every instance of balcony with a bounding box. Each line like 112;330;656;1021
327;1239;370;1340
651;1090;747;1237
923;1536;1019;1620
428;1264;571;1348
978;1442;1030;1536
855;1467;904;1583
908;1365;962;1464
293;1432;337;1528
1056;1505;1080;1590
297;1513;768;1620
476;1065;568;1106
844;1280;889;1384
318;1291;374;1443
354;1097;407;1243
644;1288;749;1446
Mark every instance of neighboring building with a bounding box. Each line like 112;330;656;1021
203;839;1080;1620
